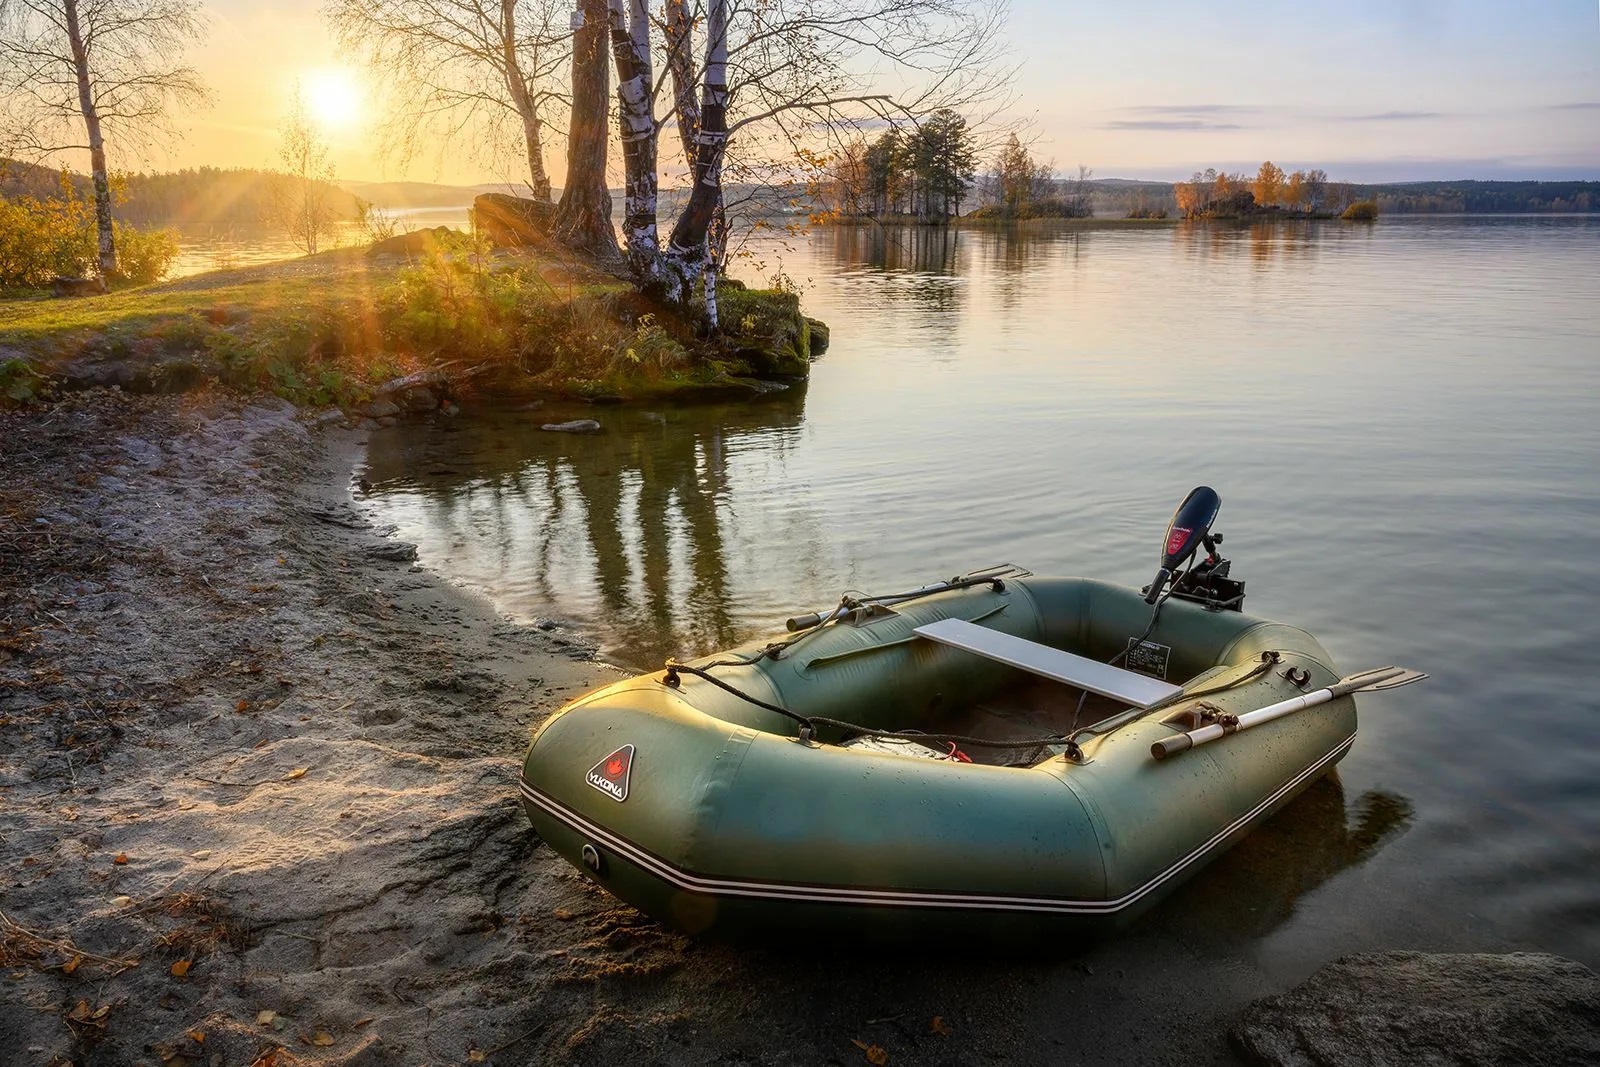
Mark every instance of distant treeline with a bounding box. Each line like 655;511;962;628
1345;181;1598;214
1;159;361;225
1092;178;1599;218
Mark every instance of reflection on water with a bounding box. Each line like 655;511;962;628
1152;776;1414;943
168;208;471;279
825;223;963;275
364;216;1600;966
363;393;810;664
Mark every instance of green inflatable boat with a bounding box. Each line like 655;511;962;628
519;488;1422;938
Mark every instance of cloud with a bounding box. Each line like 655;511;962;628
1103;105;1257;131
1101;119;1245;131
1119;104;1257;115
1546;101;1600;111
1336;110;1450;122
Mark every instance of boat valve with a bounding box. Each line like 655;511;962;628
581;843;606;876
661;664;682;688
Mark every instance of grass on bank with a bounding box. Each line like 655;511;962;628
0;234;819;408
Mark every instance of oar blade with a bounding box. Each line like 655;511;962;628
1328;666;1429;697
1361;667;1428;691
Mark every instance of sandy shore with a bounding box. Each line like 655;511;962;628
1;391;1303;1066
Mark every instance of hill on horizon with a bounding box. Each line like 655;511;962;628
7;160;1598;222
2;160;361;225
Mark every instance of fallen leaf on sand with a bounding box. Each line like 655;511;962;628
930;1016;953;1036
113;853;128;865
186;1029;206;1043
170;959;191;977
284;767;307;780
256;1010;277;1026
68;1000;92;1021
236;699;250;712
310;1031;335;1047
92;1004;111;1020
467;1049;486;1063
249;1049;280;1067
352;1017;374;1029
61;955;82;975
851;1038;889;1064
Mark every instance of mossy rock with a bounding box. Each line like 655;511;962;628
805;317;830;354
717;287;815;378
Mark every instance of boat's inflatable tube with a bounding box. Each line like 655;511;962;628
519;576;1354;938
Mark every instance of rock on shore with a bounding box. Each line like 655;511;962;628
1232;951;1600;1066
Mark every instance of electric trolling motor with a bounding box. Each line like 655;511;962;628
1143;486;1246;611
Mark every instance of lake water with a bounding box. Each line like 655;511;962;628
168;208;470;278
360;216;1600;970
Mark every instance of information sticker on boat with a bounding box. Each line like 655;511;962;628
586;744;635;802
1125;639;1172;680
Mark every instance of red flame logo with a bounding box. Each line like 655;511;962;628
605;758;624;777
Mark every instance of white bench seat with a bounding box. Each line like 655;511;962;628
913;617;1182;709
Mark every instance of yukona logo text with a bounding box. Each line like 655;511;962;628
586;745;635;802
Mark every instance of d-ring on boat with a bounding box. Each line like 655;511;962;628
519;488;1423;938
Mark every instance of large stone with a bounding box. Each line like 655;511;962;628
364;225;457;259
472;193;556;248
1232;951;1600;1067
360;397;402;419
50;276;106;298
540;419;601;434
398;386;438;412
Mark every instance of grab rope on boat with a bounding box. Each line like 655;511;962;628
661;660;1086;761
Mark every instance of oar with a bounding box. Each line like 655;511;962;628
1150;666;1428;760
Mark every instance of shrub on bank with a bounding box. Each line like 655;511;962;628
1342;200;1380;221
111;224;180;285
0;178;179;289
0;192;95;289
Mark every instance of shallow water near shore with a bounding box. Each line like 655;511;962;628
362;216;1600;973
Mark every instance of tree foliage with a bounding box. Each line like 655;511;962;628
271;84;339;255
1176;164;1336;219
824;112;979;221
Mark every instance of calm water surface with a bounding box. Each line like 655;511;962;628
362;216;1600;970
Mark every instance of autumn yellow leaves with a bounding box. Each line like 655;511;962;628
849;1015;955;1063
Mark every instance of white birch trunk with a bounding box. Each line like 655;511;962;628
608;0;661;288
664;0;728;316
501;0;552;201
663;0;699;168
63;0;115;278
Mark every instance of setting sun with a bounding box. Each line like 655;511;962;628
302;67;364;130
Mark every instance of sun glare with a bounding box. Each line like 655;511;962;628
303;68;364;131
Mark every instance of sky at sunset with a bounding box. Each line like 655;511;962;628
155;0;1600;186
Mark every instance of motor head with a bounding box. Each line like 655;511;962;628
1145;486;1222;604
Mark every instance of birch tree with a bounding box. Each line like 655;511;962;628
605;0;1009;325
329;0;567;200
606;0;661;286
272;83;339;255
0;0;207;279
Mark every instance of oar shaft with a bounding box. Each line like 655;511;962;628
1151;686;1335;759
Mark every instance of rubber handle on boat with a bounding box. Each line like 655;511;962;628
1150;734;1193;760
785;612;823;632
